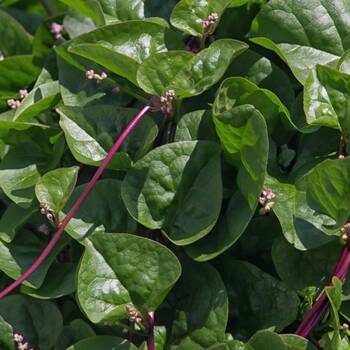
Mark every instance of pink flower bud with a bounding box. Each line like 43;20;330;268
46;213;54;222
50;22;64;39
7;99;21;109
100;71;108;79
19;89;29;99
14;334;24;342
86;70;95;79
202;20;210;28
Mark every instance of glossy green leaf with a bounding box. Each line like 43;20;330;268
0;9;31;57
137;39;248;97
250;0;350;84
14;81;61;122
222;260;299;338
68;20;172;84
61;179;136;241
213;77;295;134
0;202;36;243
57;105;157;171
66;336;137;350
186;105;268;261
170;0;232;37
265;175;335;250
272;237;341;290
0;295;63;350
305;158;350;226
280;335;318;350
0;316;14;350
122;141;222;245
0;230;70;289
247;331;285;350
35;166;79;214
167;259;228;349
77;232;181;322
304;65;350;132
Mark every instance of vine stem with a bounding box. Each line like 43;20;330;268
147;311;155;350
0;104;151;299
295;244;350;337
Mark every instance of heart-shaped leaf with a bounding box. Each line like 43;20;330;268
122;141;222;246
77;232;181;322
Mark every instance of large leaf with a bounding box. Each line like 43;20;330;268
68;20;173;84
0;230;70;289
77;232;181;322
35;166;79;215
61;179;137;241
265;175;335;250
305;157;350;226
167;259;228;349
251;0;350;84
170;0;232;37
137;39;248;97
122;141;222;246
57;105;157;170
66;336;137;350
272;237;342;290
304;65;350;131
0;9;31;57
0;295;63;350
186;105;268;261
0;316;14;350
221;260;299;338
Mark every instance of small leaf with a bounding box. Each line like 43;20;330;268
77;232;181;322
66;336;137;350
122;141;222;246
35;166;79;214
0;316;14;350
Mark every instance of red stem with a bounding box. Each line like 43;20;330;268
147;311;155;350
295;245;350;337
0;105;151;299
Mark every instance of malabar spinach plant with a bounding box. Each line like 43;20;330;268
1;0;350;349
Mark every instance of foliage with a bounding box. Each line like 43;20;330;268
0;0;350;349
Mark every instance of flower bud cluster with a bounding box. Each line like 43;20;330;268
40;203;56;223
86;69;108;81
341;223;350;242
50;22;64;39
7;89;29;109
13;333;33;350
259;188;276;215
126;304;143;324
160;89;176;114
202;13;219;30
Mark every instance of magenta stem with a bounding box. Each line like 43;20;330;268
295;245;350;338
147;311;155;350
0;105;151;299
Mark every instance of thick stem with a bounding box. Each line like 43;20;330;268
147;311;155;350
0;105;151;299
295;245;350;338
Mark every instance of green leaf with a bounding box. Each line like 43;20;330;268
280;334;318;350
250;0;350;84
326;277;343;330
0;9;31;57
186;105;268;261
21;262;76;299
0;202;36;243
35;166;79;214
77;232;181;322
167;259;228;349
14;81;61;122
170;0;232;37
66;336;137;350
57;105;157;171
265;175;335;250
0;316;14;350
137;39;248;97
175;110;217;142
0;295;63;350
304;65;350;132
272;237;342;290
305;158;350;226
0;55;40;98
221;260;299;338
213;77;295;134
68;20;172;84
247;331;285;350
122;141;222;246
61;179;137;241
0;230;70;289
